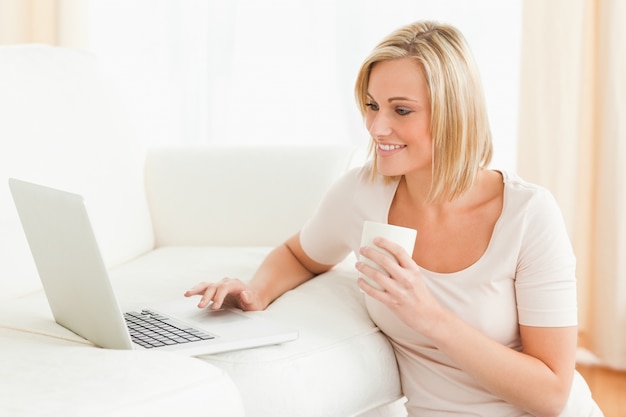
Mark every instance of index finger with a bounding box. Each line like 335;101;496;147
184;282;212;297
373;236;414;267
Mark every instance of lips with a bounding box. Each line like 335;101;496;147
377;143;406;151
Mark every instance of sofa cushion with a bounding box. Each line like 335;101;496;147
144;145;364;247
107;246;404;417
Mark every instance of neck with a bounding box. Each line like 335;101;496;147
401;172;439;209
400;170;476;213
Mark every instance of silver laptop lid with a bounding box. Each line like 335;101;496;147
9;178;132;350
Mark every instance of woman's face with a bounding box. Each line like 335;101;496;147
365;58;432;178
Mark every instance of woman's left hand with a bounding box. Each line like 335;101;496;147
355;236;444;335
357;240;578;416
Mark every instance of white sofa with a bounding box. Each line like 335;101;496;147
0;45;406;416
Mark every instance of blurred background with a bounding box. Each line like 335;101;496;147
0;0;521;171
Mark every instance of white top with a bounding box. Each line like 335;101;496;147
300;163;602;416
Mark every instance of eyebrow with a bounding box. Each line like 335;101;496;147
366;93;421;103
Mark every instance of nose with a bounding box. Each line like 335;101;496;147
366;111;392;139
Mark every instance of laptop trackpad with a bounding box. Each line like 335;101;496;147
188;308;251;324
149;302;258;335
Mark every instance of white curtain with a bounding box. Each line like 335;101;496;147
86;0;521;171
518;0;626;369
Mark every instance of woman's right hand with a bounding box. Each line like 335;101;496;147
184;278;266;311
185;234;329;313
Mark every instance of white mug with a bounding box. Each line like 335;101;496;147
359;221;417;290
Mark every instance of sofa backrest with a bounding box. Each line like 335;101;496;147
145;145;364;247
0;45;154;299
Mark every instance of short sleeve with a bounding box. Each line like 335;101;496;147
299;163;398;265
299;167;362;265
515;187;578;327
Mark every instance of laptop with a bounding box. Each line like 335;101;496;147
8;178;298;356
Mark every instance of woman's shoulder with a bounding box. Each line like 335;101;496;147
334;160;393;190
500;170;548;193
499;170;567;231
317;161;399;223
344;159;376;182
500;170;559;209
341;161;400;200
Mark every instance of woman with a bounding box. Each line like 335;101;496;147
185;21;602;416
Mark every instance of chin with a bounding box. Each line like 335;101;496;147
375;161;403;177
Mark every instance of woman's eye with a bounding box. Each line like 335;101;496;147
365;102;379;111
396;107;412;116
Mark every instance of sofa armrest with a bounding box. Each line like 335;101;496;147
144;145;363;247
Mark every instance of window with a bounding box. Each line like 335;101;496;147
88;0;521;171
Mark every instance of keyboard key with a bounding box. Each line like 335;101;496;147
124;309;214;348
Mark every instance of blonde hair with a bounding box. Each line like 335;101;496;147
355;21;493;203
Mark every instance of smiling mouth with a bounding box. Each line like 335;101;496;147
378;143;406;151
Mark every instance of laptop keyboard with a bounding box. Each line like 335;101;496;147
124;309;215;349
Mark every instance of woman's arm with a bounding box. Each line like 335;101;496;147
185;232;334;311
429;312;576;417
357;237;576;417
